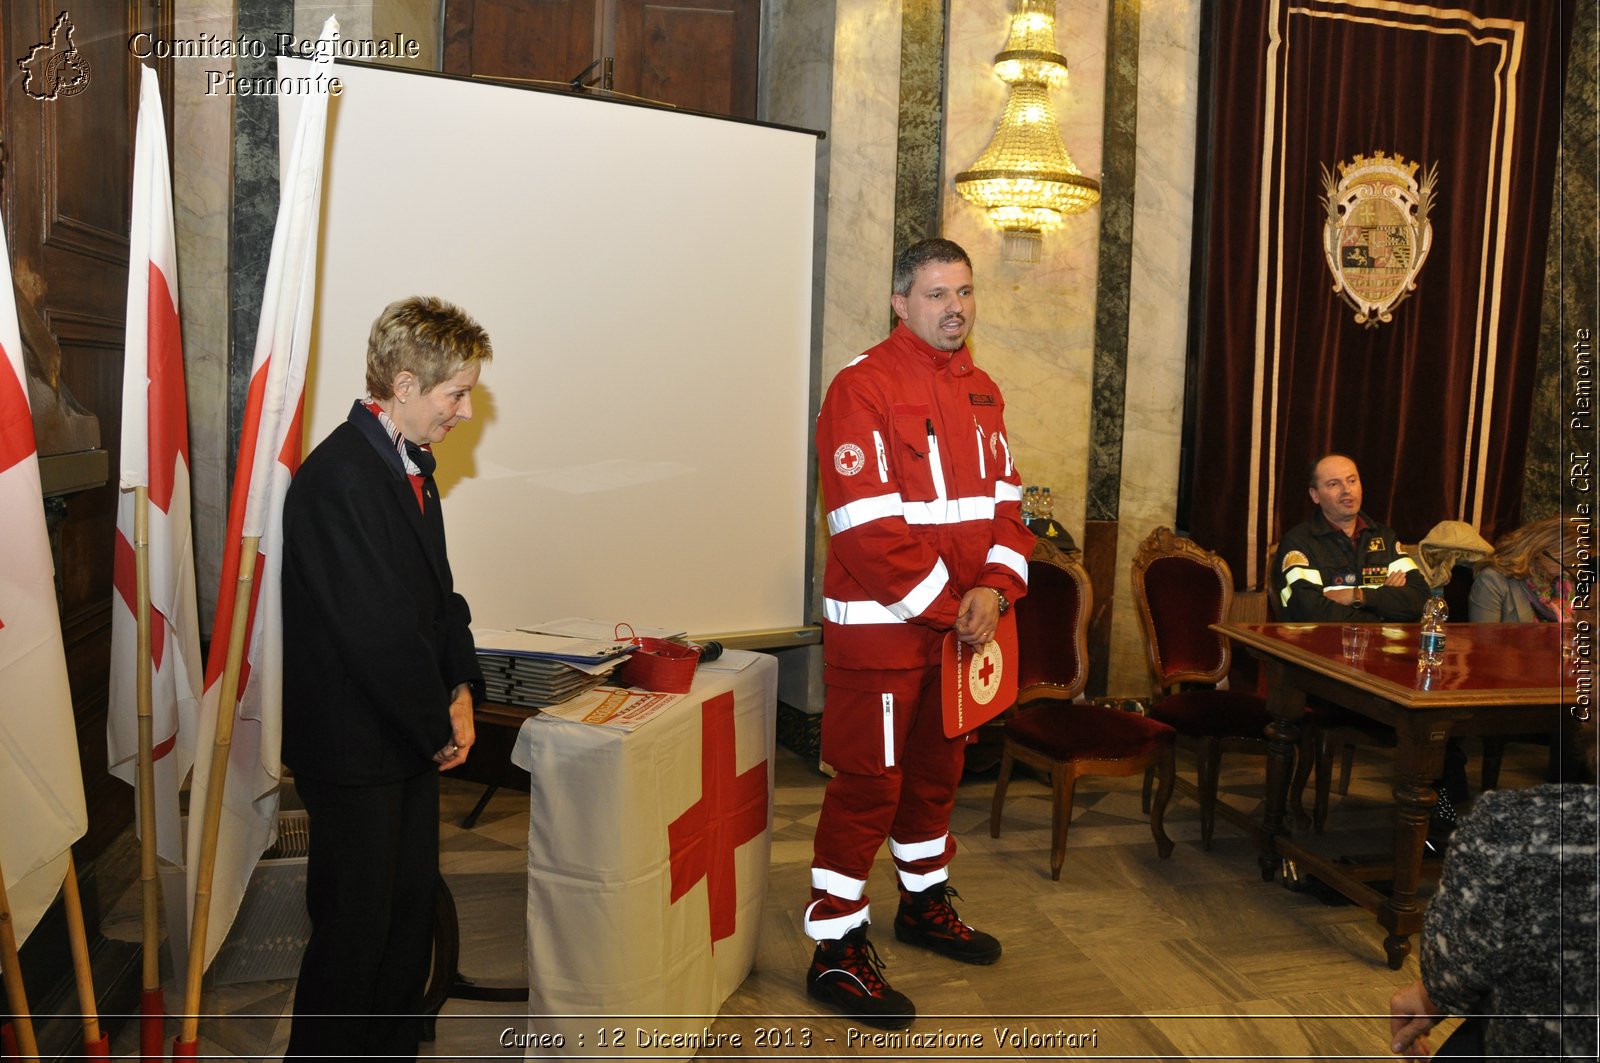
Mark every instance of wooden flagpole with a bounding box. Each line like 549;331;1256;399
175;537;259;1052
0;850;42;1061
62;855;109;1056
131;485;166;1061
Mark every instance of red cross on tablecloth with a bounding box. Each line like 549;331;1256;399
667;691;769;945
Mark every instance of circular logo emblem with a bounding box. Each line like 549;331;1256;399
833;443;865;477
966;643;1003;705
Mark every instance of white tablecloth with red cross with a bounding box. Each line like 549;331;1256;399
509;651;778;1057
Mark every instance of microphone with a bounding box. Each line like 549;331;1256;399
697;640;724;664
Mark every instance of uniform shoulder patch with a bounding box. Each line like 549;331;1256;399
833;442;866;476
1281;550;1310;570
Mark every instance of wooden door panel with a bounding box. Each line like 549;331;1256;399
614;0;758;117
449;0;758;119
445;0;599;86
34;27;134;266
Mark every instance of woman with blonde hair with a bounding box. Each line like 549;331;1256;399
1468;515;1577;623
281;296;492;1060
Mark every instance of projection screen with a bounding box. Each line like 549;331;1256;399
282;61;818;640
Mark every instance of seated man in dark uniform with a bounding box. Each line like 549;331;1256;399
1272;453;1428;623
1272;453;1469;831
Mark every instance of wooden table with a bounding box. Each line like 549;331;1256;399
1215;622;1566;968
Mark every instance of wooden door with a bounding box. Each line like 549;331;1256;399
3;2;170;860
444;0;759;119
444;0;601;88
613;0;758;117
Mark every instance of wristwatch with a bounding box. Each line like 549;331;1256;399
989;588;1011;615
1352;587;1366;607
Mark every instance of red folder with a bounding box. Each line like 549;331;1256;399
941;609;1018;738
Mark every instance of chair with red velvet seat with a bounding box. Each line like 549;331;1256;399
1132;526;1272;850
990;537;1176;881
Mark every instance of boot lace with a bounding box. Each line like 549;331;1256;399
914;885;975;938
832;933;892;994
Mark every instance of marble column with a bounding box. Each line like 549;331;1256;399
226;0;295;501
1526;0;1597;523
1082;0;1140;696
895;0;949;251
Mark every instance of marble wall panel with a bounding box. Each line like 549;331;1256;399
821;0;904;381
763;0;838;714
174;0;239;629
942;0;1108;550
1106;0;1200;696
292;2;374;42
762;0;837;132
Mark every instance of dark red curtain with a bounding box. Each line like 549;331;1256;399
1184;0;1573;588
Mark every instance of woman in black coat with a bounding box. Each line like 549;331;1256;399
281;296;491;1061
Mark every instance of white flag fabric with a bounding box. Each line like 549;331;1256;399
0;219;87;945
185;15;338;968
109;65;202;867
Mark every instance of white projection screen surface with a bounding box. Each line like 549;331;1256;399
282;61;817;639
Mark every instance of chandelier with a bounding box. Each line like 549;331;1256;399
955;0;1100;262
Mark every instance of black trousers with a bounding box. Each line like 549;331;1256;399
286;769;439;1062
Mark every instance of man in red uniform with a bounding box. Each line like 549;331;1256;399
805;239;1033;1027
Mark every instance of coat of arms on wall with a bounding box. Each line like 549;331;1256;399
1320;152;1437;328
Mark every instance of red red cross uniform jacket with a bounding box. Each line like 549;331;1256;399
806;323;1033;940
818;323;1033;671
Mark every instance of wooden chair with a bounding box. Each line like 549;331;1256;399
990;538;1176;880
1132;527;1271;849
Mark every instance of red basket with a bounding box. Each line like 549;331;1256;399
614;623;701;693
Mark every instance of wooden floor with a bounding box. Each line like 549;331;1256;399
100;736;1550;1061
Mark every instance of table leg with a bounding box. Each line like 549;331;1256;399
1259;663;1305;881
1383;715;1450;969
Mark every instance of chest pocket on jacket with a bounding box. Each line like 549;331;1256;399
890;403;943;503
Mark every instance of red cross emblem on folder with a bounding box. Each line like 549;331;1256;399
942;609;1018;738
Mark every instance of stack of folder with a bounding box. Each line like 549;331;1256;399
472;629;632;708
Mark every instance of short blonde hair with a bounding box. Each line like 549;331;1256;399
365;296;492;399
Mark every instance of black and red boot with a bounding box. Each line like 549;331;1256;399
806;926;915;1029
893;883;1001;965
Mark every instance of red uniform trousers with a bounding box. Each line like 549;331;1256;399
805;667;968;941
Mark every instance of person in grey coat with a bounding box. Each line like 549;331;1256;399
1468;515;1580;623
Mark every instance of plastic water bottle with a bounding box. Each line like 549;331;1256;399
1022;486;1039;523
1037;488;1055;523
1418;587;1448;665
